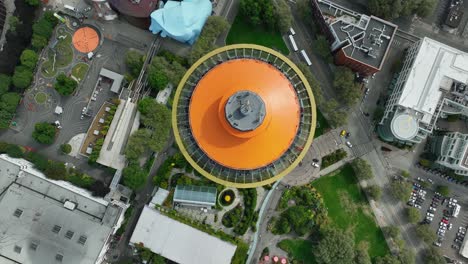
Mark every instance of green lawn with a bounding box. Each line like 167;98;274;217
278;239;316;264
55;32;73;68
314;109;330;138
312;165;389;258
226;16;289;55
71;63;89;82
34;92;47;104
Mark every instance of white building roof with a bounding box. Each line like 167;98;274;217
460;231;468;258
97;99;138;170
130;206;237;264
99;68;124;93
150;188;169;206
398;37;468;125
0;154;123;264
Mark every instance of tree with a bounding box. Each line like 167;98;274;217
0;74;11;95
25;0;40;6
314;228;355;264
32;122;56;144
436;185;450;196
382;225;400;239
60;144;72;154
282;206;314;236
148;67;169;91
43;10;59;25
8;16;21;33
415;224;437;244
123;164;147;190
12;66;33;90
275;0;293;33
327;108;348;128
54;73;78;96
333;67;361;106
424;247;445;264
0;110;13;128
297;62;324;106
125;129;152;161
32;18;53;39
20;49;38;69
354;242;371;264
315;35;332;62
0;92;21;113
389;180;412;202
32;34;48;50
89;181;110;197
366;185;382;201
189;16;229;64
44;160;66;180
125;50;144;78
401;170;410;178
406;207;420;223
375;254;401;264
138;100;172;152
416;0;437;17
399;248;415;264
296;0;313;21
351;158;374;181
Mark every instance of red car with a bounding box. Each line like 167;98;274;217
442;219;449;224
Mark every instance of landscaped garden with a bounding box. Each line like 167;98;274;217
226;16;289;54
321;148;347;168
71;62;89;82
312;165;390;258
41;30;73;78
219;189;235;206
34;91;47;104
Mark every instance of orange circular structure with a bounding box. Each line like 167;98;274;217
173;44;316;188
72;27;99;53
189;59;300;170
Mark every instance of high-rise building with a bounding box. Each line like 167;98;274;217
378;37;468;145
172;44;316;188
310;0;397;76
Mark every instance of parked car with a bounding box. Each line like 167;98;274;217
311;162;319;168
346;141;353;148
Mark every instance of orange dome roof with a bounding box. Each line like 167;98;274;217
189;59;300;170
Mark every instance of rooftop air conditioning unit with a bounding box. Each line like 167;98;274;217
64;201;77;211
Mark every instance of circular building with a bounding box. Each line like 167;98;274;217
173;44;316;188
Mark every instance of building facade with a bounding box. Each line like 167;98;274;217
378;37;468;145
429;132;468;176
310;0;397;76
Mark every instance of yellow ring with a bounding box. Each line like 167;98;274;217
172;44;316;188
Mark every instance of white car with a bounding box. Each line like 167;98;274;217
311;162;319;168
346;141;353;148
427;213;435;217
415;204;422;209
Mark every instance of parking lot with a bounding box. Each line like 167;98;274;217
407;180;468;259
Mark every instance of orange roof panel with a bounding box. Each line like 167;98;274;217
189;59;300;170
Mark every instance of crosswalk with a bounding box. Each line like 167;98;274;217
351;141;374;158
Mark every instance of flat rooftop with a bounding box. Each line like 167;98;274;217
316;0;397;69
397;37;468;125
100;68;124;93
97;99;138;170
130;206;237;264
0;154;122;264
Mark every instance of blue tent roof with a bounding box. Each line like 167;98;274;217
149;0;212;45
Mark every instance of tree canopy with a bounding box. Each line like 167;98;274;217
189;16;229;64
147;56;186;91
32;34;48;50
415;224;437;244
32;17;54;39
366;185;382;201
25;0;40;6
125;50;145;79
12;66;33;90
314;228;355;264
20;49;39;69
351;158;374;181
0;74;11;95
32;122;56;144
406;207;420;223
333;67;361;106
424;247;445;264
125;129;153;161
54;73;78;96
123;164;147;190
389;180;412;202
436;185;450;196
368;0;437;19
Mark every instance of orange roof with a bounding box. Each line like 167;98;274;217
72;27;99;53
189;59;300;170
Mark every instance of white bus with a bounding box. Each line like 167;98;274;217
288;35;298;52
300;50;312;66
289;27;296;36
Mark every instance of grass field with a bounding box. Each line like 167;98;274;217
278;239;316;264
226;16;289;55
71;63;89;82
314;109;330;138
34;92;47;104
312;164;389;258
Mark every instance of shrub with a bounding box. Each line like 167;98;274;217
222;205;243;228
321;149;347;168
32;122;56;144
60;144;72;154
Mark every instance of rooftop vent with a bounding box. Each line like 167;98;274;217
64;201;77;211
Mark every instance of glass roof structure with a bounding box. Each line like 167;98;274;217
173;185;217;206
172;44;316;188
